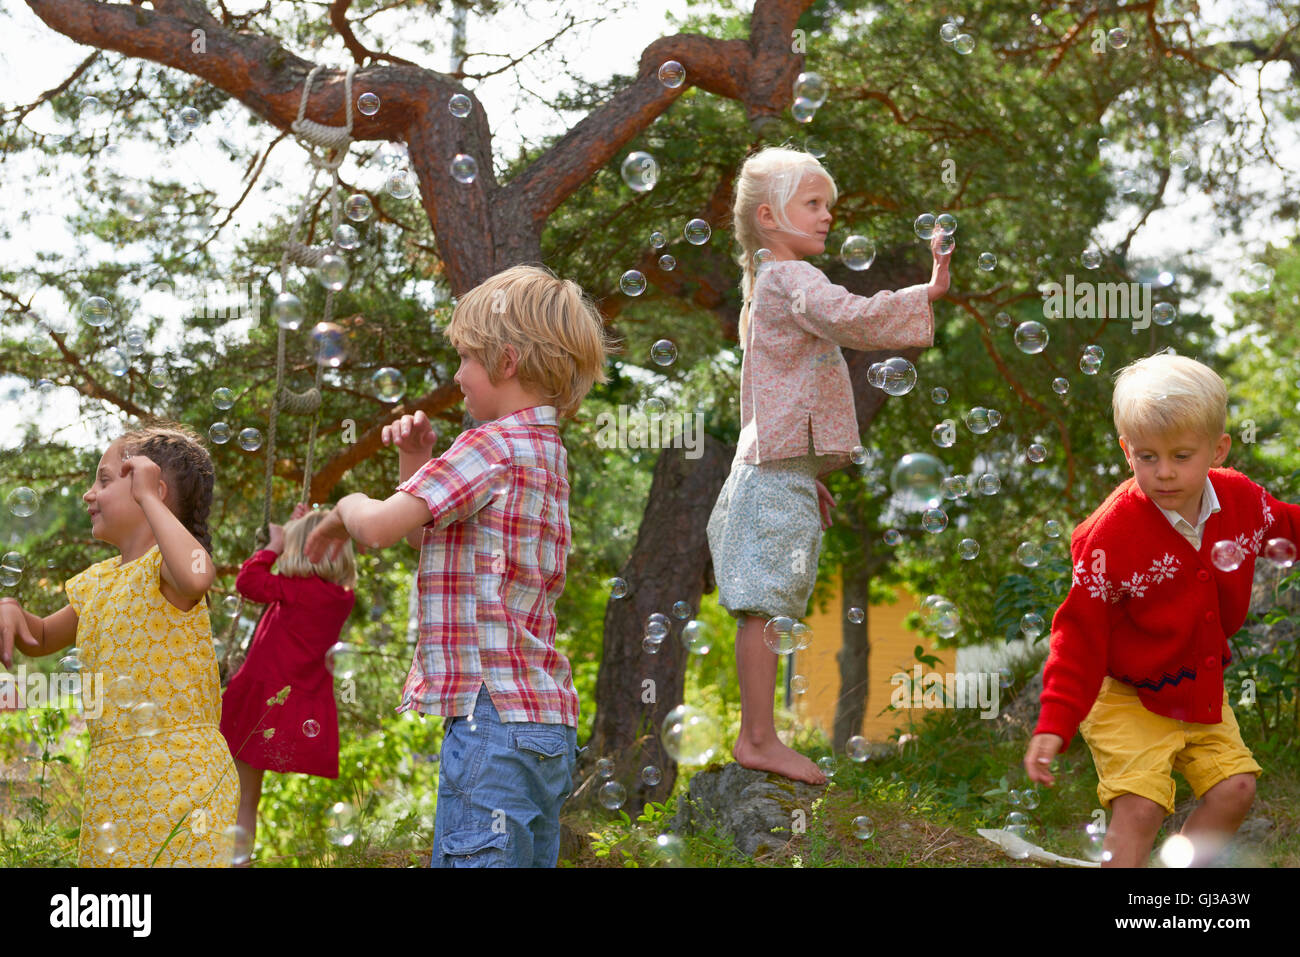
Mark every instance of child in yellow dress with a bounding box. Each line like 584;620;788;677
0;422;239;866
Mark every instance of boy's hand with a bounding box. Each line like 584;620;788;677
382;411;436;457
267;523;285;554
926;232;953;301
121;454;165;505
814;479;835;530
0;600;38;669
291;502;311;522
1024;733;1064;786
304;508;351;563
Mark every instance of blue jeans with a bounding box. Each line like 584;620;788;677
430;685;577;868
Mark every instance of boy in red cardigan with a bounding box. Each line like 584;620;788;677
1024;353;1300;867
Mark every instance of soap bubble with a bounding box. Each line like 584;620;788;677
1020;612;1045;638
372;367;405;402
238;428;262;452
642;636;663;654
1021;788;1040;810
620;270;647;296
977;252;996;271
793;72;828;107
302;719;321;738
963;407;991;434
1153;302;1176;326
660;704;718;765
6;488;38;519
763;616;796;655
1080;353;1103;375
1243;263;1273;294
936;213;957;236
997;666;1013;689
852;816;876;839
1014;321;1049;354
914;213;936;240
1108;27;1129;49
316;254;349;292
921;507;948;534
1170;147;1192;171
681;620;711;655
658;255;676;271
1081;246;1102;269
850;446;868;465
937;235;955;254
641;765;662;786
312;322;347;367
357;92;380;116
1264;537;1296;568
848;606;865;624
1052;377;1069;395
450;154;478;184
385;170;415;200
209;423;231;445
922;596;960;637
878;357;917;396
959;538;980;560
212;387;235;410
791;674;809;694
101;349;129;377
1210;540;1245;572
882;528;902;545
1004;811;1030;839
325;642;359;680
804;137;826;158
93;821;120;856
166;118;189;142
841;235;876;270
448;93;472;117
974;473;998;495
649;230;667;249
124;327;147;356
326;801;357;847
225;824;253;866
940;20;959;43
994;311;1012;327
344;194;373;222
684;219;711;244
131;700;160;736
1;552;24;586
754;248;775;273
658;60;685;88
272;293;304;331
846;735;870;761
643;397;666;416
645;613;670;640
817;756;836;777
931;387;949;404
890;452;945;508
953;34;975;54
670;601;692;620
791;98;816;123
595;757;615;779
608;577;629;599
78;95;110;135
1017;542;1042;568
650;339;677;366
793;622;812;650
81;297;112;328
621;151;659;193
1026;443;1047;463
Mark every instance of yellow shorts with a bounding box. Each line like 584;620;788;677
1077;677;1261;815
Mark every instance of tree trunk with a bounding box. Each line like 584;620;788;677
832;533;872;755
584;434;733;805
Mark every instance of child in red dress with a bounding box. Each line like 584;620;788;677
220;503;356;864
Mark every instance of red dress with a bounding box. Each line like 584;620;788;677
219;549;355;777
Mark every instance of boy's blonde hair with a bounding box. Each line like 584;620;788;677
733;146;839;345
444;264;615;418
1112;353;1227;443
276;510;357;590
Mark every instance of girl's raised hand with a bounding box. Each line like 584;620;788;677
267;522;285;554
0;600;37;669
303;507;352;563
120;454;165;504
382;411;436;456
291;502;311;522
926;232;954;301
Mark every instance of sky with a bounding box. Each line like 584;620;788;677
0;0;1295;460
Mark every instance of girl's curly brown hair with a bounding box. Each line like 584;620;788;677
120;420;215;557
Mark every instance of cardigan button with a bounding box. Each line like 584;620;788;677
1197;570;1210;581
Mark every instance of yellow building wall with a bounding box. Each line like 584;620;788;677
793;578;953;746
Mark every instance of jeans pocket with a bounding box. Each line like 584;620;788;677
440;827;510;868
510;726;569;760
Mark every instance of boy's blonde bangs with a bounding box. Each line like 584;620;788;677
1112;353;1227;444
277;510;357;590
443;265;615;418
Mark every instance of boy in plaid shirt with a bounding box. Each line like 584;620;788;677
307;265;613;866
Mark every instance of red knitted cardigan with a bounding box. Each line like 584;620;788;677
1035;467;1300;748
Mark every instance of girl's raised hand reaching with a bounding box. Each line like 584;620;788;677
926;232;954;301
382;410;436;456
120;453;166;504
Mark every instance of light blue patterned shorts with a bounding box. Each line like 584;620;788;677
707;450;826;621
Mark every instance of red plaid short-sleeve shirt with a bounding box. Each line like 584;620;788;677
395;405;577;726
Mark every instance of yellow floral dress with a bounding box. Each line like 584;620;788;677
67;545;239;867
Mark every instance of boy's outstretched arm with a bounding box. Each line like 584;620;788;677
305;491;432;561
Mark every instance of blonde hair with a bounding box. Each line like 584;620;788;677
1112;353;1227;443
733;147;839;345
444;264;616;418
275;510;357;590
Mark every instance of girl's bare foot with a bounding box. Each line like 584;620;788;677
733;738;827;785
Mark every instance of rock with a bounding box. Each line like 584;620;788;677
670;762;825;859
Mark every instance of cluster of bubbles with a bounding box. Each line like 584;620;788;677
1212;536;1294;573
790;71;828;124
1080;344;1104;375
914;212;957;254
761;616;813;655
939;17;975;54
866;356;917;396
919;594;960;638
